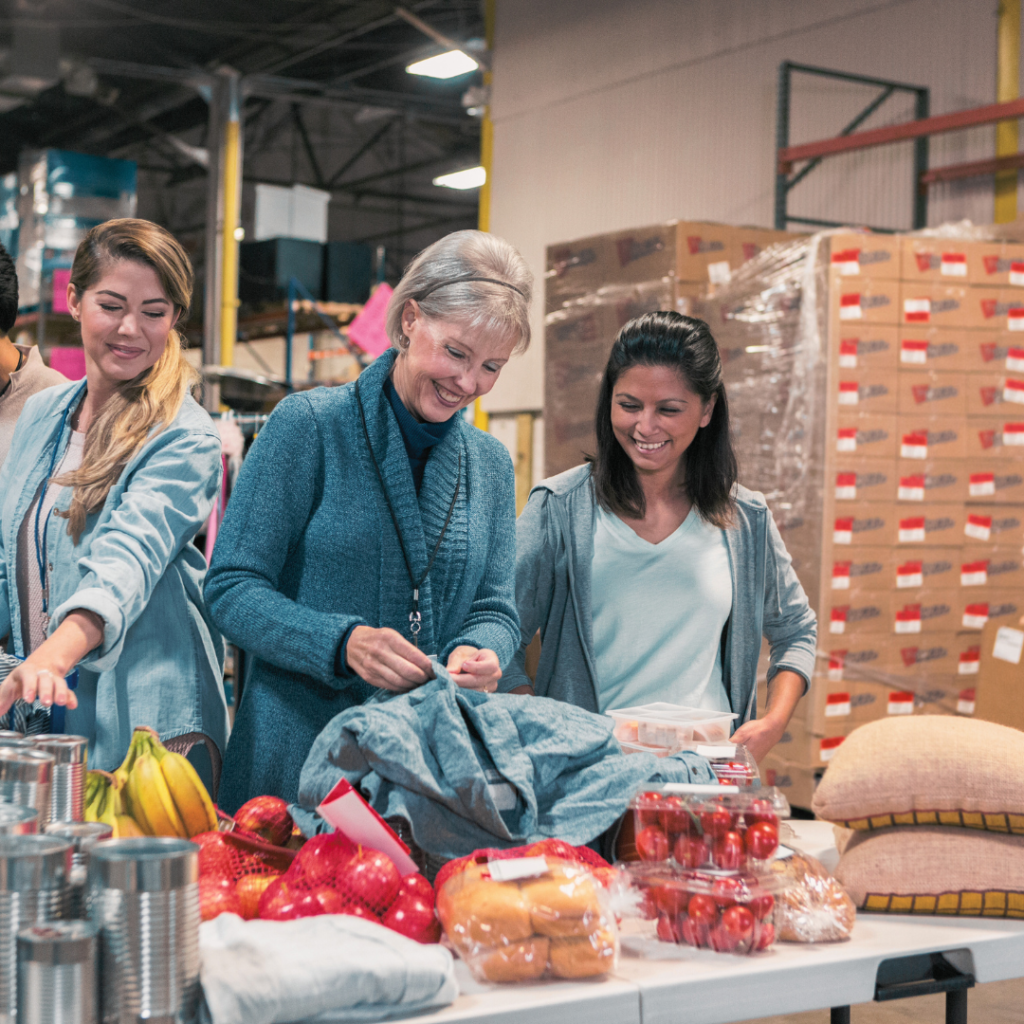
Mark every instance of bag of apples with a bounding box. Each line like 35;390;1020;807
257;830;441;944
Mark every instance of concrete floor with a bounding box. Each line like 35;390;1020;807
749;977;1024;1024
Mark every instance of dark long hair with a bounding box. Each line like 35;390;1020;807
589;311;737;527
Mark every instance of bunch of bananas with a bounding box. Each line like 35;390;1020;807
85;727;218;838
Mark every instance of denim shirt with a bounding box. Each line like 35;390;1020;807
0;380;229;769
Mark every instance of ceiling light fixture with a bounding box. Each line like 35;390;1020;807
433;166;486;190
406;49;479;79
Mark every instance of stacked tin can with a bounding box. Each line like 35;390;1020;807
42;826;111;921
0;752;54;832
0;740;30;752
31;738;87;826
88;839;200;1024
0;836;71;1024
16;922;97;1024
0;811;36;840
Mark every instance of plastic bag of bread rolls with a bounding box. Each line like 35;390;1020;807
436;854;619;983
769;852;856;942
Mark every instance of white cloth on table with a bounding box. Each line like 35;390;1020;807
198;913;459;1024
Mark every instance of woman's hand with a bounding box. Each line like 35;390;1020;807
731;670;806;764
446;646;502;692
346;626;435;691
730;716;787;765
0;609;104;717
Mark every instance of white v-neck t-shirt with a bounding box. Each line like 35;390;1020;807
591;504;733;714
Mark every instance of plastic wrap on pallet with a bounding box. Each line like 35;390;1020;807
693;235;829;611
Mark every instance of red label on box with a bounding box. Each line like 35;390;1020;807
833;249;860;265
888;691;915;714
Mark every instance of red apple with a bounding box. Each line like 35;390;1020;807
342;849;402;913
342;903;381;924
236;873;280;920
194;832;236;881
294;832;356;888
396;873;433;904
311;886;347;915
233;796;294;846
258;878;300;920
382;891;441;943
200;876;241;921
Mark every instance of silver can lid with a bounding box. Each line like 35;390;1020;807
17;921;97;965
0;734;32;748
89;838;198;892
44;821;112;852
0;747;54;783
31;735;88;765
0;835;71;890
0;805;38;834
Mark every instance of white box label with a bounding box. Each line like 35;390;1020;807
964;517;992;541
957;697;976;715
825;696;851;718
992;626;1024;665
836;485;857;500
1011;262;1024;287
901;438;928;459
904;298;931;319
888;694;916;714
1004;380;1024;404
898;484;925;501
899;524;926;543
829;619;846;635
963;609;989;629
839;297;862;320
969;474;995;497
1008;310;1024;331
839;353;857;368
1007;348;1024;372
894;617;922;634
961;568;988;586
838;383;859;405
707;260;732;285
900;343;928;365
819;739;843;762
832;572;851;590
941;255;967;277
958;653;980;675
897;570;923;588
1004;424;1024;445
837;433;857;452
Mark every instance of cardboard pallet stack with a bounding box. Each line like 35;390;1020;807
544;221;801;476
758;232;1024;808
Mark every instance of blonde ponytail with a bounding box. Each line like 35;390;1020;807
54;219;200;543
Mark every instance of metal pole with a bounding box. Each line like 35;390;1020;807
774;61;791;229
946;989;968;1024
286;276;296;387
202;78;224;409
219;68;242;371
995;0;1021;222
830;1007;851;1024
913;88;930;229
473;0;495;433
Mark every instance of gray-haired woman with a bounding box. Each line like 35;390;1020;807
206;230;533;811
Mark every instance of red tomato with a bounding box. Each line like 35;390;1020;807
709;921;738;952
679;916;707;948
712;876;742;908
656;912;676;943
396;874;434;903
744;799;778;828
652;884;688;917
295;833;357;888
746;822;779;861
382;892;441;943
673;834;708;869
342;849;402;913
636;888;658;920
749;892;775;921
687;893;717;925
721;905;755;945
657;796;692;836
700;804;733;839
637;792;663;830
754;921;775;951
713;831;746;871
636;826;670;862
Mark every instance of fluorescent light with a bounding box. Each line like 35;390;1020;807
433;166;486;190
407;49;479;79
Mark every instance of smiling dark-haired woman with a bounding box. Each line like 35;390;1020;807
502;311;816;763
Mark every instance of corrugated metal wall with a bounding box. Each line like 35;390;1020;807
485;0;1008;429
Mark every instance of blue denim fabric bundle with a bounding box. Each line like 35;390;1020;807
295;668;715;861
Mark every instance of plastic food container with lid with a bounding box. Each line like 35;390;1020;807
627;784;790;872
607;703;738;753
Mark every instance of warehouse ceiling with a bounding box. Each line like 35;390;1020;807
0;0;485;280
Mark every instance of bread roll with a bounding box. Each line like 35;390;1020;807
548;928;616;979
436;861;489;924
478;937;550;983
772;853;856;942
523;872;602;937
443;880;533;946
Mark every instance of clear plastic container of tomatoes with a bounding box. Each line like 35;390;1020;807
700;743;760;788
628;784;789;873
626;862;791;955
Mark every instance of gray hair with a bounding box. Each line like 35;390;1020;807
386;230;533;353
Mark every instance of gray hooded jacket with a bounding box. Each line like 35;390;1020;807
501;465;817;723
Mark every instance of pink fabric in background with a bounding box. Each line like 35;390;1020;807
48;347;87;380
52;269;72;314
347;283;393;359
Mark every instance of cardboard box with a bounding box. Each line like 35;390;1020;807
896;371;967;416
963;416;1024;459
959;546;1024;590
819;637;894;684
900;238;975;283
830;502;896;547
895;459;966;504
828;233;901;279
834;369;898;414
809;679;889;732
832;457;895;504
974;618;1024;732
775;713;858;766
828;548;894;592
974;289;1024;331
893;549;959;590
761;754;822;811
822;589;888;637
896;414;967;460
962;505;1024;546
956;589;1023;632
888;632;966;677
899;283;981;329
895;326;972;371
965;370;1024;416
963;459;1024;504
835;413;898;459
970;241;1024;286
888;588;959;635
672;222;740;283
830;274;900;325
894;504;964;546
968;332;1024;370
830;325;899;371
545;234;607;311
733;226;804;267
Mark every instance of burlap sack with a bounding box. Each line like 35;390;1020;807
835;826;1024;917
811;717;1024;833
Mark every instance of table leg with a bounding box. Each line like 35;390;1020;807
831;1007;851;1024
946;988;968;1024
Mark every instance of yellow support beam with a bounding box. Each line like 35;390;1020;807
996;0;1021;223
515;412;533;515
220;75;242;368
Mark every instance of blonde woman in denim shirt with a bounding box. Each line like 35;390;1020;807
0;219;228;772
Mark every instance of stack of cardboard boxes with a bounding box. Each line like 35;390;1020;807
545;221;801;475
764;233;1024;807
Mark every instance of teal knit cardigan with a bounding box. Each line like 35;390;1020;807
205;348;520;811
